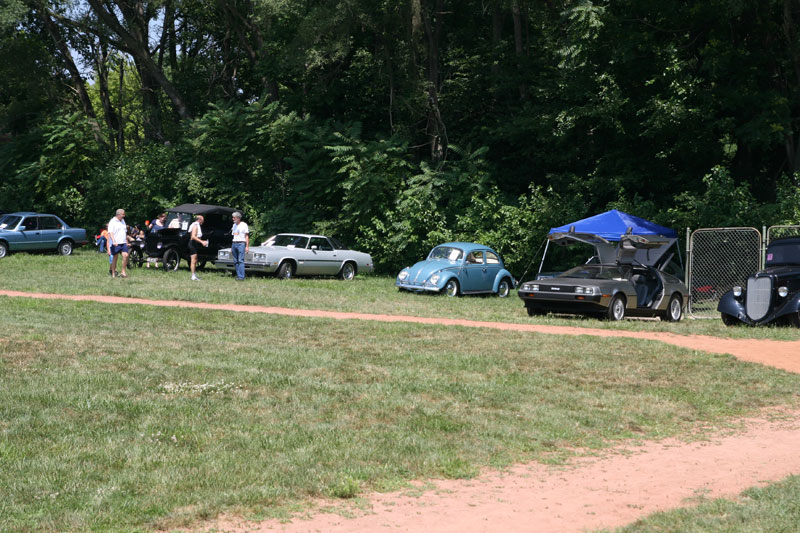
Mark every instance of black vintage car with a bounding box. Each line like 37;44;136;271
145;204;237;271
718;237;800;326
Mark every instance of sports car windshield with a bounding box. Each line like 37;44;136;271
766;242;800;266
558;265;629;280
0;215;21;230
428;246;463;261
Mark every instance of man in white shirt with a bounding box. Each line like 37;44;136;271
107;208;129;278
231;211;250;280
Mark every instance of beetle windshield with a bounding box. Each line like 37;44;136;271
428;246;463;261
766;242;800;266
558;265;629;280
0;215;21;230
265;234;310;248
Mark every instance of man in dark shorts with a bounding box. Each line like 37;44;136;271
107;209;129;278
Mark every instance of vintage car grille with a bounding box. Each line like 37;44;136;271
746;276;772;321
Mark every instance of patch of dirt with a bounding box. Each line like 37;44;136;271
3;290;800;532
203;409;800;533
2;289;799;372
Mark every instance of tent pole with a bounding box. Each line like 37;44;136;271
537;239;550;278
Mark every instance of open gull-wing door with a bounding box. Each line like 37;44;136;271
616;234;674;266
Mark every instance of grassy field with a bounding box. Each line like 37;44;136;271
1;290;800;531
613;475;800;532
1;248;800;340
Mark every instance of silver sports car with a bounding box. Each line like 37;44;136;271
518;235;688;321
214;233;374;280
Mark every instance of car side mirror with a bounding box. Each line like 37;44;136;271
18;225;26;231
311;245;318;250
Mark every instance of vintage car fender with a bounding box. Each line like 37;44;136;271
491;269;516;293
773;292;800;319
717;290;744;318
434;270;460;291
718;290;800;323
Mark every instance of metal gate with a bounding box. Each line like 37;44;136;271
686;228;762;318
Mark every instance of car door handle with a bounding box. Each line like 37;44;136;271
482;268;487;272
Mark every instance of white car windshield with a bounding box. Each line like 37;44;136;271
264;234;310;248
428;246;463;261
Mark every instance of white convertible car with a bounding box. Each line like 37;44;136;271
214;233;374;280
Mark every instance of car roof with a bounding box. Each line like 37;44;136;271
769;236;800;246
167;204;237;215
435;242;495;253
5;212;42;217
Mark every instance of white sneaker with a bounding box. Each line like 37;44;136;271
191;275;200;281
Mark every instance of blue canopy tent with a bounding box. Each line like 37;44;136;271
538;210;680;276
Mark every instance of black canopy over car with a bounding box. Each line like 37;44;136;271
145;203;238;270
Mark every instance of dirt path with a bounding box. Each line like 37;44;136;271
2;289;799;372
208;409;800;533
3;289;800;532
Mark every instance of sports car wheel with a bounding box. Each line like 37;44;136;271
721;313;740;326
443;279;459;297
277;261;294;280
606;294;626;321
57;240;74;256
0;241;8;259
663;294;683;322
339;262;356;281
497;278;511;298
162;248;180;271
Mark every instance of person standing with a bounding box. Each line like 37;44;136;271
231;211;250;281
189;215;208;281
108;209;129;278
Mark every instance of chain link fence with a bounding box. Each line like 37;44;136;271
687;228;762;318
766;225;800;243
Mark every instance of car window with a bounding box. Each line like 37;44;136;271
22;217;39;231
329;236;345;250
309;237;333;251
466;251;484;264
166;212;190;230
0;215;21;230
428;246;463;261
268;234;310;248
485;251;500;264
39;216;61;230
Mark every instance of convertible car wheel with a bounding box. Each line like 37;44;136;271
277;261;294;280
57;240;73;256
444;279;459;297
339;262;356;281
663;294;683;322
497;278;511;298
606;294;626;321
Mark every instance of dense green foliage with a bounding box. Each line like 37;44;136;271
1;0;800;273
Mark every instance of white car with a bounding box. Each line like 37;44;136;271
214;233;374;280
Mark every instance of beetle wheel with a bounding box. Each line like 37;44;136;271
497;278;511;298
443;279;459;297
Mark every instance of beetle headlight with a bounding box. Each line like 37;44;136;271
733;286;743;297
778;286;789;298
429;274;440;284
398;270;409;281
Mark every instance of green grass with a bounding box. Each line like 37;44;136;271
1;249;799;340
1;294;799;530
613;475;800;532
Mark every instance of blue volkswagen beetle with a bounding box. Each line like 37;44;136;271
396;242;516;297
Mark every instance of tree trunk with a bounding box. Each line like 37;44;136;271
41;11;107;148
512;0;527;99
94;39;122;151
421;0;446;161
